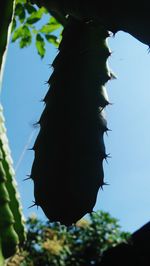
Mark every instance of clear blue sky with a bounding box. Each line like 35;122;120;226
2;28;150;233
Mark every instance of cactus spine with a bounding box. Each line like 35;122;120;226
31;16;112;225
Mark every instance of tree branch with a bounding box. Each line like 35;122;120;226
29;1;150;47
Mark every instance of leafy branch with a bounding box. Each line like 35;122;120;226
12;0;63;58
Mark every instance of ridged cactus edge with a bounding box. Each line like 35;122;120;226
0;159;19;259
0;105;26;262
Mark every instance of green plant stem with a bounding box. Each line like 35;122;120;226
0;0;16;91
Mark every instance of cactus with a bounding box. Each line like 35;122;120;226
0;1;27;263
0;105;26;263
0;105;26;246
31;16;113;225
0;160;19;259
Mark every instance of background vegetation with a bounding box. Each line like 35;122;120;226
7;211;130;266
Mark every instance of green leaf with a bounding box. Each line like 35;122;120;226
36;34;45;58
15;3;26;23
21;25;31;36
20;26;32;48
12;27;23;42
24;3;37;14
12;25;31;44
45;34;60;47
26;7;47;25
19;35;32;48
49;16;60;25
40;23;60;34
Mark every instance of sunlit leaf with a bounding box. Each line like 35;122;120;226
26;7;47;24
45;34;60;47
12;27;23;42
40;23;60;34
12;25;31;44
36;34;45;58
49;16;60;25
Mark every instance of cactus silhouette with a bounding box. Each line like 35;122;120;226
31;17;113;225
